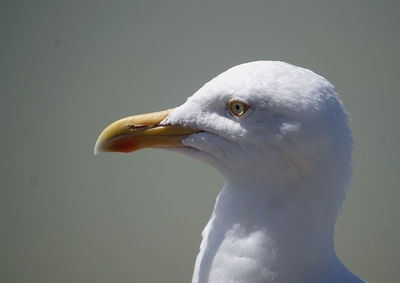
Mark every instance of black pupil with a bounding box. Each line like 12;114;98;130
235;104;240;111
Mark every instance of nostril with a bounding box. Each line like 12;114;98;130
128;124;151;130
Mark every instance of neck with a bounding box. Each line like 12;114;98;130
192;178;343;283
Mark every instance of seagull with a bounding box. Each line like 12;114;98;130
95;61;366;283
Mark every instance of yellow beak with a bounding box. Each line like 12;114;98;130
94;108;200;154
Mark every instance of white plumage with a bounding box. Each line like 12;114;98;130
97;61;365;283
163;61;364;283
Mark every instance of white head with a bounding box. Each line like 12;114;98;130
164;61;351;209
96;60;352;221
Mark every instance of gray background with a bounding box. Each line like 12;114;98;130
1;1;399;282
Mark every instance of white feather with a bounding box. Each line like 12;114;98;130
163;61;365;283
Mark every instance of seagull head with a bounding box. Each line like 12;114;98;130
95;61;352;206
95;61;360;282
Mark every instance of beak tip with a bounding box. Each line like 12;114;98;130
94;137;104;155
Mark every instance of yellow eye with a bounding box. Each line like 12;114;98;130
229;100;248;116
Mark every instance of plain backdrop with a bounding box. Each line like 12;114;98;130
1;1;399;282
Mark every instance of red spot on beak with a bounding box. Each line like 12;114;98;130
109;137;138;153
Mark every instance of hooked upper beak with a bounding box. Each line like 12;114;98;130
94;108;201;154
